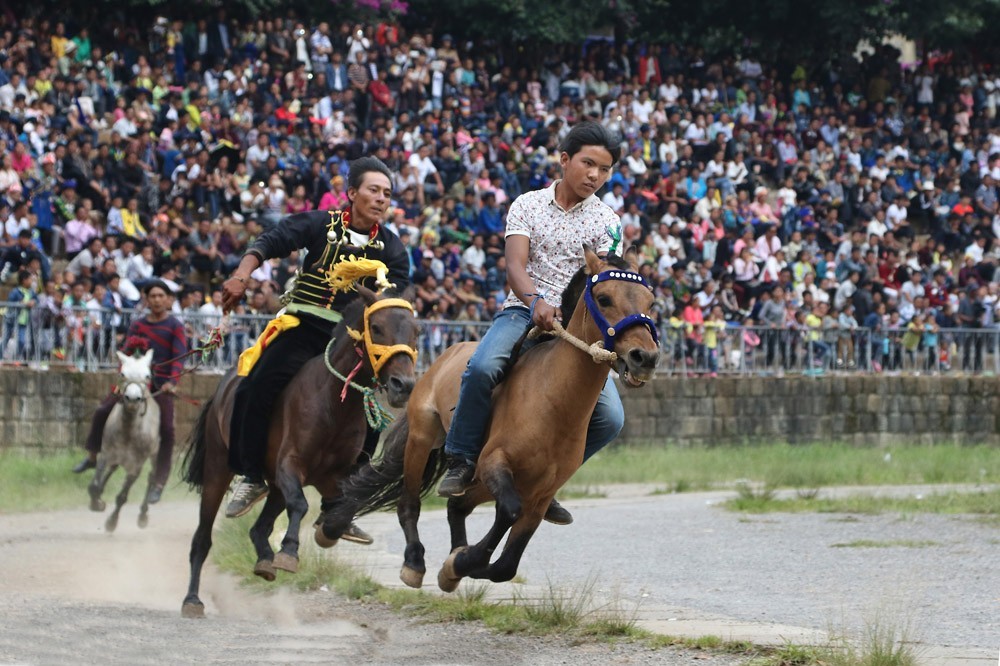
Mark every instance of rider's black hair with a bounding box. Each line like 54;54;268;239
347;155;393;191
558;120;622;165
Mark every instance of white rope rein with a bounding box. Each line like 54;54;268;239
527;321;617;364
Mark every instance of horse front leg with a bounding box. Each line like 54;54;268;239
273;465;308;574
88;459;116;512
482;509;543;584
138;470;154;528
105;471;138;533
438;465;520;593
249;491;287;581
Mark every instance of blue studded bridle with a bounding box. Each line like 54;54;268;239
582;269;659;354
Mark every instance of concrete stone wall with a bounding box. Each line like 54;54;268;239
1;369;997;453
0;369;220;453
617;375;1000;446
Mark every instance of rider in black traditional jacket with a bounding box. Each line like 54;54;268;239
221;157;410;543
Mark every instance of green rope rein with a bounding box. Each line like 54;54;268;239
323;338;395;432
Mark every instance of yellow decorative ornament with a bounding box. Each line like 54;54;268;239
322;256;395;294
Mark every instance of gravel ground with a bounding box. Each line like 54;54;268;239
348;485;998;654
0;484;995;665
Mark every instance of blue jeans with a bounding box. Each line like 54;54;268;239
444;307;625;464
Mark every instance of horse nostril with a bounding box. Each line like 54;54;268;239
629;348;659;369
388;376;414;395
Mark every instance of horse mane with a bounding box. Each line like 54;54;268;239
328;296;368;348
560;253;630;324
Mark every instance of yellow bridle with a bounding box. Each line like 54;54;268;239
347;298;419;376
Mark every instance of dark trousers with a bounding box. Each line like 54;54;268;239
229;322;379;482
84;390;176;486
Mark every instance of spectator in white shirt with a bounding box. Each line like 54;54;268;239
601;182;626;216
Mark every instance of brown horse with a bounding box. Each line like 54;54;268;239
179;287;419;618
325;247;659;591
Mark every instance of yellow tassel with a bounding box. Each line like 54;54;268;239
346;326;364;342
323;256;395;293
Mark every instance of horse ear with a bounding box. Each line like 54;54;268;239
624;245;640;272
116;350;129;366
399;285;417;304
582;243;602;275
356;284;378;304
142;348;154;365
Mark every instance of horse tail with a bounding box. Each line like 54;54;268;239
181;395;214;490
339;413;448;518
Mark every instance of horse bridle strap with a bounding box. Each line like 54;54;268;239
347;298;419;376
583;270;659;353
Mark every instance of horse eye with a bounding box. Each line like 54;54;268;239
597;295;613;308
371;324;384;337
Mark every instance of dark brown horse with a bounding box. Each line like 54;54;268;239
179;287;419;618
325;248;659;591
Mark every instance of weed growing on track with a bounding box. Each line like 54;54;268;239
573;443;1000;490
830;539;941;548
725;488;1000;516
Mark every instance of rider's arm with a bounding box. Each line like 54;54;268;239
223;211;324;312
244;211;324;262
505;235;557;331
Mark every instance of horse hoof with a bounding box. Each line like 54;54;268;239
437;550;463;593
104;517;118;533
314;524;339;549
137;513;149;529
400;565;424;589
273;552;298;574
253;559;276;581
89;498;105;512
181;601;205;619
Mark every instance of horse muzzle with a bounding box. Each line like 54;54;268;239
617;347;659;388
385;374;415;408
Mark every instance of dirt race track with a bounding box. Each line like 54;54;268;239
0;485;996;665
0;501;738;666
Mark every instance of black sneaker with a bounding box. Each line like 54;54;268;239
544;498;573;525
225;478;269;518
437;457;476;497
340;522;374;545
146;484;165;504
72;457;96;474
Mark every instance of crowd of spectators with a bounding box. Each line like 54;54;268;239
2;11;1000;372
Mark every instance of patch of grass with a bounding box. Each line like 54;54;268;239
826;608;919;666
574;443;1000;490
211;507;380;597
745;643;829;666
556;485;607;500
646;634;759;654
724;488;1000;517
831;539;940;549
0;450;193;513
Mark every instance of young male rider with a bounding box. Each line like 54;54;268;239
222;157;410;543
437;121;626;525
72;280;186;504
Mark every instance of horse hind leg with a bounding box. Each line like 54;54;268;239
105;471;139;533
273;465;308;574
249;491;287;581
398;418;445;588
182;466;232;618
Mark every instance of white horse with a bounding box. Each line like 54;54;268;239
88;350;161;532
